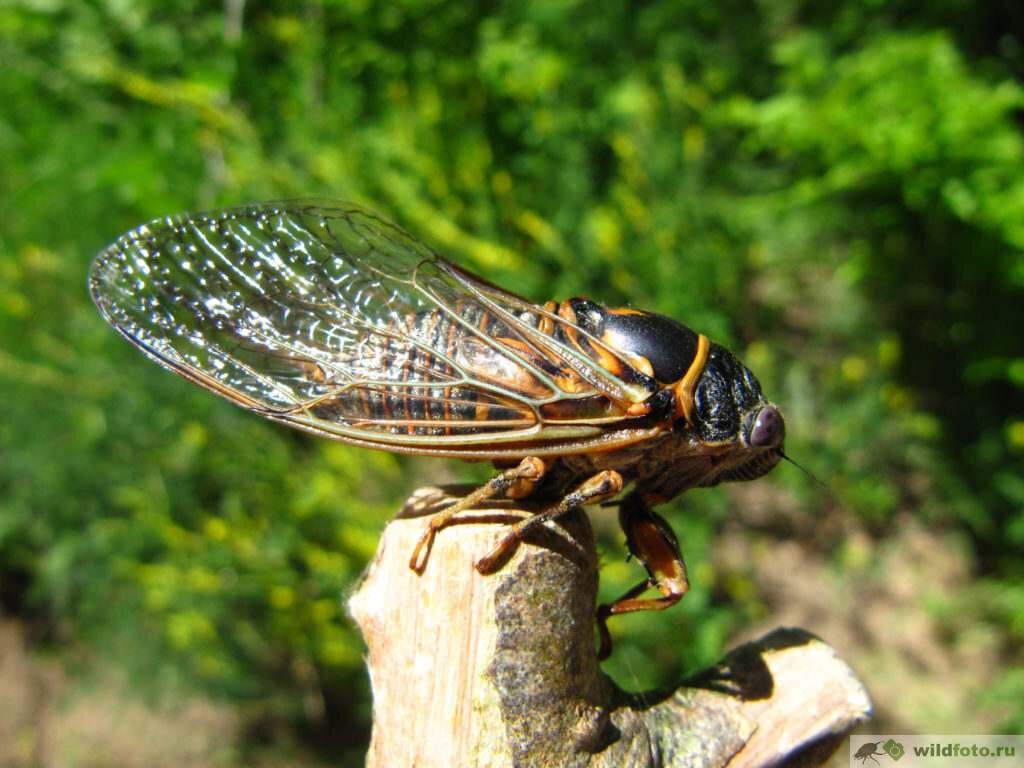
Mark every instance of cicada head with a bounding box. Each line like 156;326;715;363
690;343;784;485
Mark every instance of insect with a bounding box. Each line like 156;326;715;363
89;200;785;658
854;742;887;765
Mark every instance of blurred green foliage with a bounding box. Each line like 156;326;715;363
2;0;1023;750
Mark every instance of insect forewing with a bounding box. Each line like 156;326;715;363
89;201;652;455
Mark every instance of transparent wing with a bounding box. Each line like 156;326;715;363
89;200;655;456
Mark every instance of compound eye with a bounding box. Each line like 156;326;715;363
749;406;784;448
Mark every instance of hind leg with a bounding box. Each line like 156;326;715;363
408;457;546;573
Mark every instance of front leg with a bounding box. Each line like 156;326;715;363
596;493;689;660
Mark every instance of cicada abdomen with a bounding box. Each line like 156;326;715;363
305;303;579;437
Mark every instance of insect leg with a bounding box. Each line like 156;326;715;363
475;470;624;574
408;457;546;573
595;493;689;660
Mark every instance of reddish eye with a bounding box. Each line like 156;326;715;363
749;406;784;448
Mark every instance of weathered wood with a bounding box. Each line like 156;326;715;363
348;487;871;768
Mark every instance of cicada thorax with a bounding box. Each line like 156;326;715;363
548;298;713;425
559;299;702;384
552;298;771;441
540;297;784;490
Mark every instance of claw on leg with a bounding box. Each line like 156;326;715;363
408;457;546;573
475;470;624;574
596;493;689;660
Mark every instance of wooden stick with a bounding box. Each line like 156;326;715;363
348;487;871;767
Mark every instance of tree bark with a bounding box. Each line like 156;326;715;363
348;487;871;768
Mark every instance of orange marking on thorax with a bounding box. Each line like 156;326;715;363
672;333;710;426
625;401;652;417
537;300;558;336
556;300;585;355
599;330;655;379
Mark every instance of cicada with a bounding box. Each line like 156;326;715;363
89;201;785;657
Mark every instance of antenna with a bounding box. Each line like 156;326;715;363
780;451;832;496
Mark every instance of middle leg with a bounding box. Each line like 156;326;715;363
408;456;547;573
474;470;625;574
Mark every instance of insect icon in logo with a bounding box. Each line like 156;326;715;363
855;742;888;764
